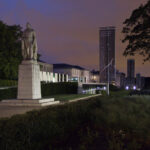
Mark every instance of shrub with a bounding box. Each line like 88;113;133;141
0;88;17;100
0;79;17;87
0;94;150;149
41;82;78;97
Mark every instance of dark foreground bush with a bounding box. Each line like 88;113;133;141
129;90;150;95
0;92;150;150
41;82;78;97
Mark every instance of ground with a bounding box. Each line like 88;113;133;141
0;94;96;118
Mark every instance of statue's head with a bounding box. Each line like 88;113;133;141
26;22;32;29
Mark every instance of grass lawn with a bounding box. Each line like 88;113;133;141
1;90;150;150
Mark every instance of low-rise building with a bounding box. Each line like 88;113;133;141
116;71;125;88
53;63;90;83
90;70;100;83
38;62;68;83
136;73;145;90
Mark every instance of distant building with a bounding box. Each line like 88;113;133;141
99;26;116;83
90;70;100;83
136;73;145;90
126;59;135;88
53;63;90;83
127;59;135;79
116;71;125;88
38;61;68;83
144;77;150;89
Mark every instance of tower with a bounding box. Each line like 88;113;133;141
127;59;135;87
127;59;135;79
99;26;116;83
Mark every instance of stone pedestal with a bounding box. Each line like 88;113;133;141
0;60;60;107
17;60;41;100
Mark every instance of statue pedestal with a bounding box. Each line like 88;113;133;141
17;60;41;99
0;60;60;107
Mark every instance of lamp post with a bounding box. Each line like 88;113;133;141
100;59;113;95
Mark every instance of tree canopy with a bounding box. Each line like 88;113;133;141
0;21;22;80
122;1;150;62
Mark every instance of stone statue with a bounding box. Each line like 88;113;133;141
22;23;37;60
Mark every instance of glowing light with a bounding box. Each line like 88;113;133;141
82;90;86;94
125;86;129;90
133;86;136;90
103;86;106;90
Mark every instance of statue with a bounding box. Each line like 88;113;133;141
22;23;37;60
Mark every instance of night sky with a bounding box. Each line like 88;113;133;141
0;0;149;76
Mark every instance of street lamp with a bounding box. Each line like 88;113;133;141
100;59;113;95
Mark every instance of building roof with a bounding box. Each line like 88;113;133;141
53;63;85;70
99;26;115;30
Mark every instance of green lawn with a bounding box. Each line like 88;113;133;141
0;90;150;150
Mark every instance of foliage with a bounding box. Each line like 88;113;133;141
0;79;17;87
0;82;78;100
109;84;120;91
0;91;150;149
0;21;22;79
122;1;150;61
41;82;78;97
0;88;17;100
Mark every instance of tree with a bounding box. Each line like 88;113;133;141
0;21;22;80
122;1;150;62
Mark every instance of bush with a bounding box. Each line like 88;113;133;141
0;93;150;149
41;82;78;97
0;79;17;87
0;82;78;100
0;88;17;100
109;84;120;91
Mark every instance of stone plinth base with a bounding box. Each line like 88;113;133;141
17;60;41;100
0;98;60;107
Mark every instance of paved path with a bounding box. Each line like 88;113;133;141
0;106;41;118
0;94;101;119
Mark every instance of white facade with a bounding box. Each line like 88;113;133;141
54;65;90;83
39;62;68;83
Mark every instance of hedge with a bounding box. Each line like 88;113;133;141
0;80;17;87
0;88;17;100
0;82;78;100
41;82;78;97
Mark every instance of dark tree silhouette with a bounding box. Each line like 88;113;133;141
122;1;150;62
0;21;22;80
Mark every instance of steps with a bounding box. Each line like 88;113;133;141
0;98;60;106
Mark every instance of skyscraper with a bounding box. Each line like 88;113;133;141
99;26;116;83
127;59;135;87
127;59;135;79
